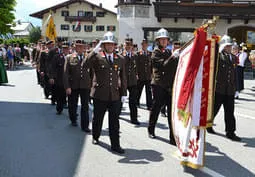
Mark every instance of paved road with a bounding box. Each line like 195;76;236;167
0;63;255;177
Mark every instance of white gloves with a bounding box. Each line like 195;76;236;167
172;49;180;58
121;96;128;103
93;40;102;54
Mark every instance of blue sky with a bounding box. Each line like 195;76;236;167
14;0;117;27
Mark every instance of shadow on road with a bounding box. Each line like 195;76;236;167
0;101;87;177
183;142;255;177
94;141;164;164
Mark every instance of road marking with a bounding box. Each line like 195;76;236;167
200;167;225;177
171;152;226;177
236;112;255;120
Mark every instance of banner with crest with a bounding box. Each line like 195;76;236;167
172;27;217;169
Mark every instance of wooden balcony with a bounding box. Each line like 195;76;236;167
64;16;96;23
153;0;255;22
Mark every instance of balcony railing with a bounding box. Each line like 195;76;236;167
154;0;254;4
117;0;151;6
64;16;96;23
153;0;255;22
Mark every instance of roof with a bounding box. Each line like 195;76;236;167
13;31;30;36
30;0;117;19
11;22;33;31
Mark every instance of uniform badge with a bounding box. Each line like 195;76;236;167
114;64;118;71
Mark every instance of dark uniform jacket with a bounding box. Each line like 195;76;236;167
39;49;48;74
63;52;92;90
135;49;152;81
86;51;127;101
215;52;238;95
122;50;137;87
49;50;66;87
151;48;178;93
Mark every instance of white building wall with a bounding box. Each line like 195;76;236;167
41;2;118;42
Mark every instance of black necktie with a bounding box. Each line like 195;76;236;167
108;55;112;64
80;55;83;60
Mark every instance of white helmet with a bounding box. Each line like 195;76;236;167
155;28;169;40
219;35;233;52
102;32;116;44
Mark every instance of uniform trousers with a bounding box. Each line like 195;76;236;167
92;99;121;148
68;88;90;130
148;85;175;140
137;80;152;109
55;85;66;113
42;74;51;98
128;86;138;122
213;92;236;134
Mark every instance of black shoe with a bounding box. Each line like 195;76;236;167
170;139;176;146
226;133;241;142
207;127;216;134
111;146;125;154
131;120;140;125
161;113;167;117
92;138;99;145
82;128;91;133
148;132;156;139
71;122;78;127
56;111;62;115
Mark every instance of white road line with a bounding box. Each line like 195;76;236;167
171;152;226;177
200;167;226;177
236;112;255;120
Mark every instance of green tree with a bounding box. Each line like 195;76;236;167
0;0;16;35
29;27;41;43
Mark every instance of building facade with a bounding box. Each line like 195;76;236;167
11;22;34;38
116;0;255;49
30;0;118;43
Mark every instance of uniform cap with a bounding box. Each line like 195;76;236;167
46;40;54;45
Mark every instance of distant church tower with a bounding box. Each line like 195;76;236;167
116;0;152;46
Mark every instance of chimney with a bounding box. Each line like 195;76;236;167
99;3;102;8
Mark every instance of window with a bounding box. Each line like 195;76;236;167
61;24;69;30
72;25;81;32
96;25;105;31
84;11;93;17
61;10;69;17
78;11;84;17
107;25;116;31
96;12;105;17
84;25;93;32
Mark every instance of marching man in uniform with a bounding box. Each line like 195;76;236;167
207;35;241;141
121;38;140;125
86;32;127;154
148;28;179;145
136;39;153;110
63;39;92;132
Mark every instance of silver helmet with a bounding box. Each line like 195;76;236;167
102;32;117;44
155;28;169;40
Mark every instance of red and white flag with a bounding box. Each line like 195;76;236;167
74;21;80;31
172;28;216;169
